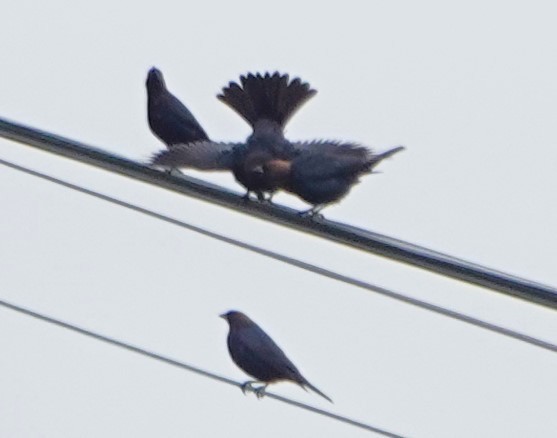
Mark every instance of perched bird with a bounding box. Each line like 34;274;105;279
261;143;406;216
151;72;316;200
146;67;209;147
220;310;332;402
151;71;404;212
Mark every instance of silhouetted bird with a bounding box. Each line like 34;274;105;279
151;72;316;200
220;310;332;402
146;67;209;147
262;143;405;216
151;71;404;211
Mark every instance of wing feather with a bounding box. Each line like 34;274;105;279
150;141;241;170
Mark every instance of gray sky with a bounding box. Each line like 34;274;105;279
1;2;556;437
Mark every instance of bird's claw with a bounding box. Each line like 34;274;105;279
166;168;184;177
243;192;274;204
240;381;267;399
257;192;275;204
254;386;267;399
299;209;325;221
240;381;254;395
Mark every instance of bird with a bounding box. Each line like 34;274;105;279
151;71;404;212
146;67;209;147
220;310;332;402
151;72;316;201
260;143;406;217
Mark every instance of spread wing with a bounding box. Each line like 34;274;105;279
289;140;372;178
290;139;369;156
150;141;242;170
290;141;405;176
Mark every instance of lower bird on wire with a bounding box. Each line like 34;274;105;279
221;311;332;403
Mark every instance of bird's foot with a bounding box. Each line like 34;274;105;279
254;385;268;399
299;207;325;221
257;192;273;204
244;191;273;204
256;192;275;204
240;381;255;395
240;381;267;399
259;195;274;205
166;168;184;177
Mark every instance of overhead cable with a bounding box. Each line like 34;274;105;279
1;157;555;354
1;117;556;308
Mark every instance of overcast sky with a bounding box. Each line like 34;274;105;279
1;2;556;437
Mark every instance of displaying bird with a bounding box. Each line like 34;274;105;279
220;310;332;403
151;72;316;200
150;71;404;212
261;143;406;217
146;67;209;147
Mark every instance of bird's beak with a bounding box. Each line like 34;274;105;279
219;313;227;320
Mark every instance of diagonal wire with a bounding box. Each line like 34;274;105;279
0;297;405;438
1;157;557;354
1;116;556;309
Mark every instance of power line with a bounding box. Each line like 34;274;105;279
1;116;556;308
1;157;556;354
0;297;405;438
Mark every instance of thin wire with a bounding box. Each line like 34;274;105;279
1;158;557;354
0;298;405;438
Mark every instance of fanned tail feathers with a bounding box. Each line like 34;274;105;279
218;72;316;128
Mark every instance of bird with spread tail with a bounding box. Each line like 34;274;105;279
150;71;404;212
146;67;209;147
151;72;316;201
220;310;332;402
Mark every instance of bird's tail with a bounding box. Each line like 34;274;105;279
218;72;317;129
303;381;333;403
366;145;405;171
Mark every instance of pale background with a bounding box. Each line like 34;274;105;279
1;2;556;437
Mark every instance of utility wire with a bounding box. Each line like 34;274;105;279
0;297;405;438
1;116;556;309
1;157;556;354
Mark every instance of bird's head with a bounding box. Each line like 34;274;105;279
220;311;253;328
146;67;166;92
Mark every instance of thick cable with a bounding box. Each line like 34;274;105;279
1;117;556;308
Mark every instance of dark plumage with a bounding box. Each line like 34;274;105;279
151;72;316;200
150;71;405;212
146;67;209;147
262;144;406;216
217;72;316;129
220;310;332;402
